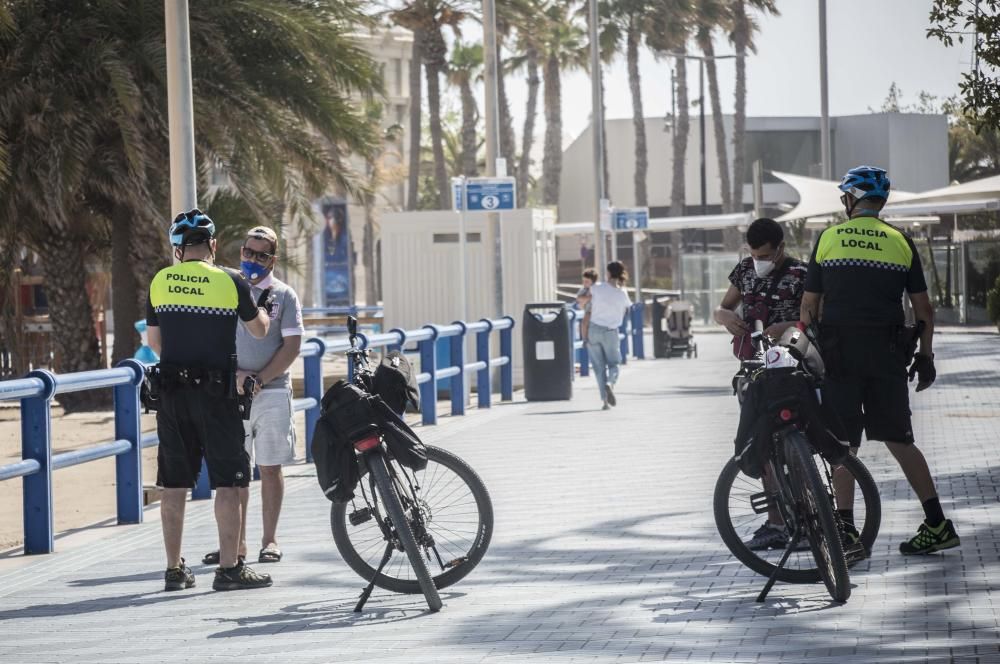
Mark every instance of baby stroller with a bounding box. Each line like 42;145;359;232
663;300;697;359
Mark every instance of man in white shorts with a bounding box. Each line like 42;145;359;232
203;226;304;566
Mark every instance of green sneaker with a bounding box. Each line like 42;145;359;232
899;519;960;555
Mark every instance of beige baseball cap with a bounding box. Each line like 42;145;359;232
246;226;278;251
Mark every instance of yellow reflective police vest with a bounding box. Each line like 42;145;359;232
814;216;913;272
149;261;240;315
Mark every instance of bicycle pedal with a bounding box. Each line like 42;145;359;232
749;491;776;515
349;507;373;526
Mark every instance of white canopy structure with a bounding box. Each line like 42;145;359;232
882;174;1000;216
772;170;917;222
553;211;753;236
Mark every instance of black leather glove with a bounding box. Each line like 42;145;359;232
256;288;274;316
908;353;936;392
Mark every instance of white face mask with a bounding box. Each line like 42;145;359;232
753;259;775;277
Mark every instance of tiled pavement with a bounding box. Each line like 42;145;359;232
1;329;998;663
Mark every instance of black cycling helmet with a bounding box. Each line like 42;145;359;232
169;209;216;247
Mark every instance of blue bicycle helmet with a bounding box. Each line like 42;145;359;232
168;209;215;246
838;165;890;202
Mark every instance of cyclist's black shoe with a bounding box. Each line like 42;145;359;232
899;519;960;555
212;561;273;591
747;522;809;551
164;559;195;591
841;524;868;564
605;384;616;407
747;523;787;550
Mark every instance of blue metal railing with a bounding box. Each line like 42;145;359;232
0;316;515;555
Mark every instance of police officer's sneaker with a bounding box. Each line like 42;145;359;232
212;560;273;591
899;519;960;555
164;559;195;591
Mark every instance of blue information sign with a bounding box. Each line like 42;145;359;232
612;207;649;231
464;178;517;212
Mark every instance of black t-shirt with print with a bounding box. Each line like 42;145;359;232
728;256;808;328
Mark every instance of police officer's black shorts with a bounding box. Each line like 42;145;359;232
819;326;915;447
156;386;250;489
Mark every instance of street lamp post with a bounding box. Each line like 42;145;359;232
588;0;606;272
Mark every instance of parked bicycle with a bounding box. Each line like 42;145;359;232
326;317;494;613
714;321;881;603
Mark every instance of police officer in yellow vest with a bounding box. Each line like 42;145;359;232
146;209;275;591
801;166;960;556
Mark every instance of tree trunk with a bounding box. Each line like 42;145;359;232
110;207;139;366
698;30;732;214
40;232;109;412
406;30;423;211
128;203;171;347
671;54;690;217
517;47;540;207
459;78;478;177
496;43;517;177
627;21;652;284
731;1;748;213
542;53;562;206
425;60;450;209
363;164;377;306
0;244;26;377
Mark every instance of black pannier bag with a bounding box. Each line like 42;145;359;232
312;378;428;503
734;367;848;479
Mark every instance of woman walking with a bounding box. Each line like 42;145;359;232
580;261;633;410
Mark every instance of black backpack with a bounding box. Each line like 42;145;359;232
371;350;420;414
312;378;427;503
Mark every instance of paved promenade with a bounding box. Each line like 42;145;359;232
0;330;998;663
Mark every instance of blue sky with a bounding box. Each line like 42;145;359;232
496;0;970;145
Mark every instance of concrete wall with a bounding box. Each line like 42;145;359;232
832;114;949;192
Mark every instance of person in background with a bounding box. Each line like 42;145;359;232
202;226;304;567
576;268;599;341
578;261;632;410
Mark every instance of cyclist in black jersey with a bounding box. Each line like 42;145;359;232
801;166;960;556
146;209;274;591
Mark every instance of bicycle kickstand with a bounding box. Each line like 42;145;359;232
355;542;395;613
756;527;802;603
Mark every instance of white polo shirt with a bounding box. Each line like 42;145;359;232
588;281;632;329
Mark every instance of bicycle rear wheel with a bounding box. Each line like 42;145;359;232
714;446;879;583
784;431;850;602
332;445;493;595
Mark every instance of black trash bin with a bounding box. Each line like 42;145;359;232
651;297;670;359
522;303;574;401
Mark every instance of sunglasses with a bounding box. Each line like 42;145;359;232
241;246;274;262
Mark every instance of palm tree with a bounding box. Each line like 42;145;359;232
390;1;470;210
730;0;779;212
504;0;546;205
540;2;587;206
447;41;483;177
693;1;733;213
0;0;382;409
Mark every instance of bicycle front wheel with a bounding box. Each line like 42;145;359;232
784;431;850;602
714;446;879;584
332;445;493;596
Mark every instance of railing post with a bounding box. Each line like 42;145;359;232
500;316;514;401
114;360;145;524
631;302;645;359
449;322;467;416
619;317;629;365
303;337;326;464
21;370;56;554
419;326;440;425
476;319;493;409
